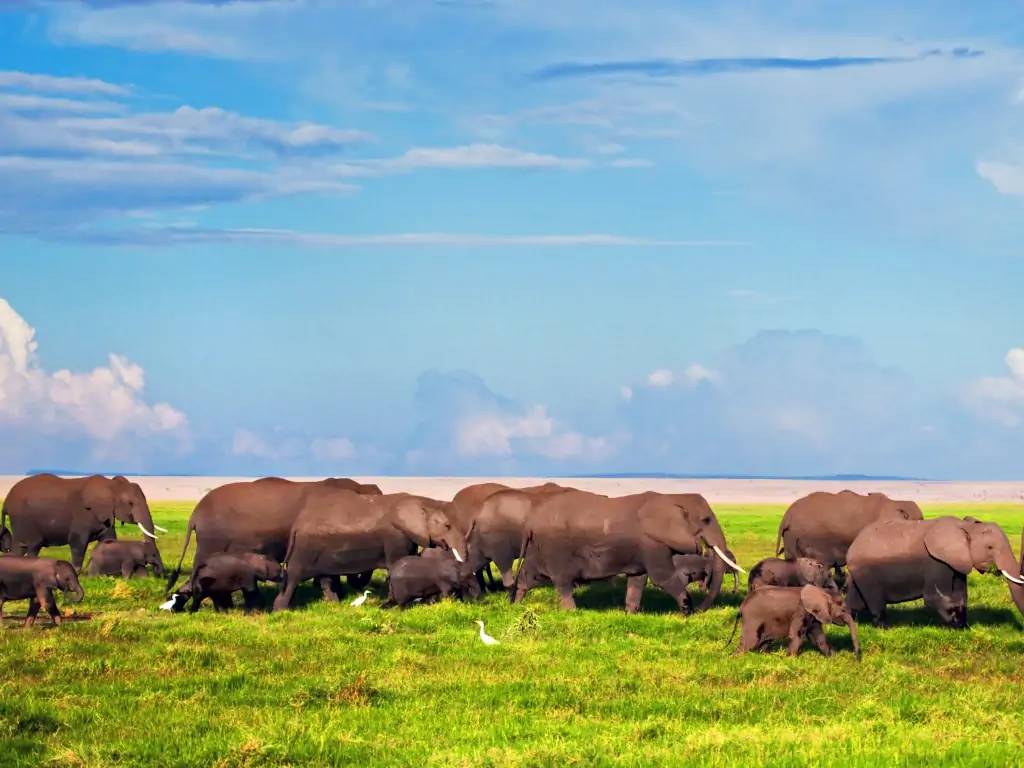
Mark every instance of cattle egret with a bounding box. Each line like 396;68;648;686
159;594;180;611
476;620;499;645
350;589;371;607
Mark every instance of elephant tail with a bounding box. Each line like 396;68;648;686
725;610;741;648
163;516;196;595
282;525;299;567
510;530;534;600
0;501;11;553
775;524;787;557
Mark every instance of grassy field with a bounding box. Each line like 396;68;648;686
2;502;1024;767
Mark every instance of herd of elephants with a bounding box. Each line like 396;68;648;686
2;473;1024;658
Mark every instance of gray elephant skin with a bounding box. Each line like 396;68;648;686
87;539;165;578
846;516;1024;627
173;552;283;613
776;490;923;568
273;491;468;611
383;548;480;608
736;584;860;658
512;490;742;613
1;474;162;570
0;555;84;627
748;557;838;592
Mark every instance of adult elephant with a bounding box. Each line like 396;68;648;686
1;474;163;570
776;490;923;568
512;490;743;613
273;491;468;611
846;516;1024;627
450;482;510;535
164;477;380;593
466;484;574;589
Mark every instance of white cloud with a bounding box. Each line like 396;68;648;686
977;160;1024;196
966;347;1024;426
646;369;675;387
0;297;187;460
340;143;589;174
620;385;634;401
232;429;358;464
311;436;357;462
609;158;654;168
0;70;130;97
683;363;717;384
644;364;715;390
456;405;610;461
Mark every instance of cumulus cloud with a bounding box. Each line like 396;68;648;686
0;297;188;470
965;347;1024;426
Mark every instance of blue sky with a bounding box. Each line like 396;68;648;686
1;1;1022;478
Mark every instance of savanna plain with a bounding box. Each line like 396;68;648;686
2;500;1024;767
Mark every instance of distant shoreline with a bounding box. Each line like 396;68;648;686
3;475;1023;504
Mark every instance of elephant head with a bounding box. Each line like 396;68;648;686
800;584;861;659
110;477;164;541
796;557;839;592
925;517;1024;617
143;538;165;577
392;497;468;564
53;561;85;604
253;555;284;583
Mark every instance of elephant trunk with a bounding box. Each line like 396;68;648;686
844;615;861;660
696;549;725;612
992;546;1024;619
65;579;85;604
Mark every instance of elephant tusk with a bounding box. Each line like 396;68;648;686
153;525;169;533
711;545;746;574
451;547;464;563
137;523;158;540
1000;569;1024;585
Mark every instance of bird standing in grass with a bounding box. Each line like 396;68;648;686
159;594;180;611
350;589;371;607
476;620;499;645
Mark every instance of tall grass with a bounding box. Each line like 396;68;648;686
1;502;1023;767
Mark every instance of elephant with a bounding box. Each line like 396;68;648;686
846;516;1024;628
775;490;924;572
0;555;84;627
383;548;480;608
748;557;838;593
273;491;468;611
168;552;283;613
1;474;163;571
672;549;741;594
511;490;743;613
733;584;860;658
464;484;573;589
449;482;511;536
164;477;381;597
86;539;165;578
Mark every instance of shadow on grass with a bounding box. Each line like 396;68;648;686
877;603;1023;630
568;577;745;614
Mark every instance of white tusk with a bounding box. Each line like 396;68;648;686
451;547;464;563
1000;569;1024;585
153;525;169;533
137;523;158;540
711;545;746;574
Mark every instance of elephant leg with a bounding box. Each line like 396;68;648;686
847;576;887;628
624;574;647;614
738;620;760;653
25;597;41;628
212;592;232;612
44;589;62;626
808;623;832;657
319;576;344;602
347;572;373;591
555;580;577;610
22;542;41;557
645;553;691;613
121;562;135;579
0;598;5;619
242;589;262;613
68;533;89;572
273;568;302;612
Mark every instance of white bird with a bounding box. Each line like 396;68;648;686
350;589;371;607
159;594;180;611
475;620;499;646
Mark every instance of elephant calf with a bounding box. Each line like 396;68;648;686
0;555;84;627
86;539;164;579
734;585;860;659
383;549;480;608
170;553;283;613
672;550;740;596
747;557;838;593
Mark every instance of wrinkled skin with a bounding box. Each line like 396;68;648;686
383;548;480;608
0;555;84;627
86;539;164;578
1;474;160;570
512;490;736;614
776;490;923;570
748;557;838;593
164;477;381;597
847;516;1024;628
465;484;573;589
273;492;467;611
736;585;860;658
171;552;283;613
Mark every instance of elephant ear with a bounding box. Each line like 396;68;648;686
637;497;699;552
81;483;114;525
391;497;431;548
924;518;973;575
799;585;831;624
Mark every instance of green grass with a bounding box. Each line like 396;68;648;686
3;502;1024;767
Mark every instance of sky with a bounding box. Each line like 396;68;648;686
0;1;1023;479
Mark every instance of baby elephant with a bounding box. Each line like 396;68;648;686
734;585;861;659
87;539;165;579
172;553;283;613
0;555;84;627
748;557;838;593
383;548;480;608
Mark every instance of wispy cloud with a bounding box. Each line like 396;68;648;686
531;48;984;81
0;69;130;97
335;143;589;175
